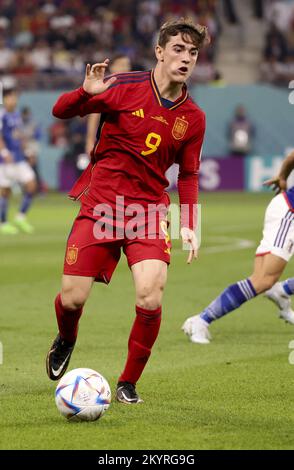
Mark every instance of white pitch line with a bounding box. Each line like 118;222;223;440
172;237;255;255
212;224;253;233
202;238;254;254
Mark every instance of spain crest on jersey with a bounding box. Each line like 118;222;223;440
172;117;188;140
66;245;78;265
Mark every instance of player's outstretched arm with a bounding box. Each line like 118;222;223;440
263;150;294;193
52;60;117;120
83;60;117;96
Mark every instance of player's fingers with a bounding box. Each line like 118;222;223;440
263;181;279;193
104;76;117;89
91;60;110;73
187;248;193;264
86;63;91;77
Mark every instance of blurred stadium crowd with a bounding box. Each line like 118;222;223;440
0;0;293;89
0;0;219;89
261;0;294;85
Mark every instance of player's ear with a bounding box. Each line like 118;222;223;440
155;44;164;62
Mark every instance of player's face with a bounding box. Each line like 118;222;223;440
4;92;18;112
156;33;198;84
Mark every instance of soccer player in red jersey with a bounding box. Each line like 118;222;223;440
46;19;208;404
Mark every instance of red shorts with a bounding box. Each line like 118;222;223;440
63;206;171;284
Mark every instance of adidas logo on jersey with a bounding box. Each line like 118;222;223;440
132;109;144;118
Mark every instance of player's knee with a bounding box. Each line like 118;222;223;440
137;296;161;310
263;275;279;292
136;281;165;310
252;275;277;294
61;288;87;310
26;180;37;195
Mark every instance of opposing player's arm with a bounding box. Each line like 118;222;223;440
0;126;13;163
52;61;120;119
263;150;294;193
177;112;206;263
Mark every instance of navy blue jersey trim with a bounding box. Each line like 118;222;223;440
161;97;175;109
108;77;150;89
112;71;150;80
95;112;107;141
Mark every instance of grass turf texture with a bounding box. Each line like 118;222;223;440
1;191;294;450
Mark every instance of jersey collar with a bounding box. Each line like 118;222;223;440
150;69;188;110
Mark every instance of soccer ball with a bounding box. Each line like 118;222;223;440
55;368;111;421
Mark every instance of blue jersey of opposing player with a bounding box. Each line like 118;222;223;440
0;109;26;163
285;187;294;210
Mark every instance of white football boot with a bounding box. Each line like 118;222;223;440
265;283;294;324
182;315;211;344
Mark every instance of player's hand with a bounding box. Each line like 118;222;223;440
263;176;287;194
180;227;198;264
82;60;117;96
1;149;13;163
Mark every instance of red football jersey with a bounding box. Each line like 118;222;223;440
52;70;206;229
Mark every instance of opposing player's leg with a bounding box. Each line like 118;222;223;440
14;162;37;233
258;195;294;323
265;280;294;325
0;186;18;234
46;274;94;380
182;254;287;344
0;163;18;234
183;193;294;343
266;278;294;322
116;258;168;404
182;270;258;344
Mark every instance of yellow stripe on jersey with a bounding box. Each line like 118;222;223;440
132;109;145;118
151;69;188;110
150;70;162;107
169;92;188;110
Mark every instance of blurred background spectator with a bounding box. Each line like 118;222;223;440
21;105;44;191
227;104;255;157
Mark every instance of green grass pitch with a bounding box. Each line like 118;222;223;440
1;191;294;450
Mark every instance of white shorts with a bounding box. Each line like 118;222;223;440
0;161;35;188
256;193;294;262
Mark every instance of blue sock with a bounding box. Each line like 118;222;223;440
0;197;8;223
20;193;33;214
200;279;257;324
282;278;294;295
